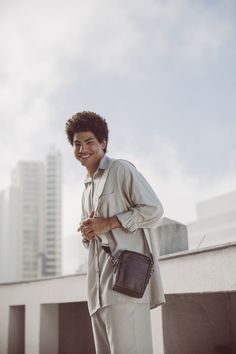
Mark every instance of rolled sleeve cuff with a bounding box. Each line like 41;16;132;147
116;211;138;233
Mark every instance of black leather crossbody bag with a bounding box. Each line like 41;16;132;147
102;232;154;299
110;248;154;298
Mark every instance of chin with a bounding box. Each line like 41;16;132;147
81;161;88;166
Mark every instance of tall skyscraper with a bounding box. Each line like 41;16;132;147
43;148;62;277
12;161;45;280
0;186;19;282
0;149;62;282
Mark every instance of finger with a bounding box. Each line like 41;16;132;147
83;225;95;234
85;230;96;240
82;219;93;226
82;226;92;235
89;210;95;218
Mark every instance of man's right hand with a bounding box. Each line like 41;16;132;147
78;210;95;241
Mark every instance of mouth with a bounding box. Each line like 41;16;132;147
79;154;92;161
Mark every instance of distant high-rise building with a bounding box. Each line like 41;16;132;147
0;149;62;282
12;161;45;280
43;148;62;277
187;190;236;249
0;186;19;282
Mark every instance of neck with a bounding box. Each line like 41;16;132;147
87;167;97;177
87;155;104;177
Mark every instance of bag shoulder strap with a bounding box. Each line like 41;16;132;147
95;158;154;262
93;158;116;212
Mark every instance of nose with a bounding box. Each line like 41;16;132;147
78;144;87;153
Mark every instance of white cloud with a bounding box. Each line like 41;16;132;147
0;0;235;249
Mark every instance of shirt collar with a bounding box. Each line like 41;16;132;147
84;155;111;184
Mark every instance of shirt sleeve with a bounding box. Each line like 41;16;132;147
115;161;164;233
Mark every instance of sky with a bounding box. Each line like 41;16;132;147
0;0;236;271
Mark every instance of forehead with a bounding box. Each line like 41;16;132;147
73;131;97;143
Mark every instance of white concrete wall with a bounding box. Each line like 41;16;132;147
160;243;236;295
0;274;87;354
0;243;236;354
188;211;236;249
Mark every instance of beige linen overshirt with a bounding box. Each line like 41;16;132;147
81;155;165;316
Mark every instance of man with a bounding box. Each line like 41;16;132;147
65;111;165;354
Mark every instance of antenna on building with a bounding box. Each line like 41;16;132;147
197;234;206;249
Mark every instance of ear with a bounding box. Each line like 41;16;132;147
101;140;107;150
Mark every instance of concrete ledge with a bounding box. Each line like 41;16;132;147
160;243;236;295
0;272;87;287
159;241;236;260
0;274;87;305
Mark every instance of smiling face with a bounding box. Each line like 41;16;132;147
73;131;107;176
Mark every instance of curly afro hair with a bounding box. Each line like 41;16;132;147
65;111;109;153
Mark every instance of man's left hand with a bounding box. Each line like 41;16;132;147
80;217;111;240
79;215;121;240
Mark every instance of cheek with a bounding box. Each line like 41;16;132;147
74;149;80;158
89;145;98;153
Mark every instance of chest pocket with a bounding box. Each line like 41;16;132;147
99;192;116;200
97;192;123;216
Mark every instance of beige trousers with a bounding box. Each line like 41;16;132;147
91;303;153;354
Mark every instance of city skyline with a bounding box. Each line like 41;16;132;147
0;0;236;252
1;147;236;277
0;148;62;282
